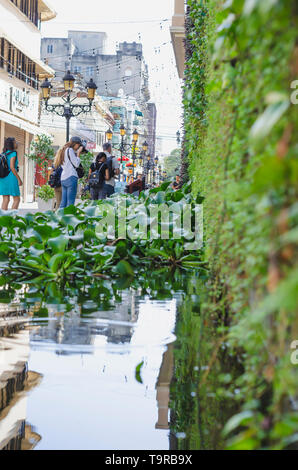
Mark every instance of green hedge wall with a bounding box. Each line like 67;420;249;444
183;0;298;449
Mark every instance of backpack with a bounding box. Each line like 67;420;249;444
106;157;115;180
89;163;105;188
48;166;62;188
0;151;12;179
67;149;85;179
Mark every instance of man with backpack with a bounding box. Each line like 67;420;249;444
88;152;109;200
102;143;120;198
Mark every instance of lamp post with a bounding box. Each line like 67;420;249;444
119;124;126;178
106;128;113;142
146;155;151;185
41;71;97;142
158;164;162;184
106;126;146;182
153;156;159;185
131;129;139;180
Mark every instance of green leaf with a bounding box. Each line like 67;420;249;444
250;100;290;140
48;235;69;253
135;361;144;384
115;260;134;276
223;411;254;436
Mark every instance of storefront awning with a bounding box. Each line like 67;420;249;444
38;0;57;22
0;110;50;137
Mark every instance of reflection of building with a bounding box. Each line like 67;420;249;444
0;0;56;202
170;0;186;79
0;327;42;450
29;290;140;351
30;306;95;355
106;291;139;344
155;343;174;430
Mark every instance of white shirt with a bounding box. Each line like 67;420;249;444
61;148;81;181
104;151;120;187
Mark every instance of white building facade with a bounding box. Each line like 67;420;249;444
0;0;56;202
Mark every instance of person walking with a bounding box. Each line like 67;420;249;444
0;137;22;211
102;142;120;198
88;152;109;200
54;136;84;209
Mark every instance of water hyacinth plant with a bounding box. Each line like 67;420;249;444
0;182;205;283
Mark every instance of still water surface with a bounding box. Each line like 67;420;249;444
0;290;178;450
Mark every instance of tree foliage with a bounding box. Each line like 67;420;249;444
26;134;55;179
164;149;181;178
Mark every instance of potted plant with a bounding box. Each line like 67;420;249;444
37;185;55;211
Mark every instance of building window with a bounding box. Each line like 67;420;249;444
86;66;94;76
73;66;82;74
125;67;133;77
96;132;102;146
47;45;53;54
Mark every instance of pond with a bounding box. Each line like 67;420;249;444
0;271;241;450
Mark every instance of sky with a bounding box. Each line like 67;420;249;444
41;0;183;155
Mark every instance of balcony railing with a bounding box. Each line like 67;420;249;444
0;38;39;89
10;0;40;28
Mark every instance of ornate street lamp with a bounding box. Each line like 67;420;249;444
63;70;75;92
120;124;126;137
152;156;159;185
108;128;146;184
118;124;126;180
132;129;139;143
106;128;113;142
41;71;97;142
40;77;52;102
131;129;139;179
86;78;97;101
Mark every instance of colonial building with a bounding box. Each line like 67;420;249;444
41;32;157;160
41;34;150;103
0;0;56;202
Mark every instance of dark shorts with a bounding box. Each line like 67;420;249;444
90;186;105;200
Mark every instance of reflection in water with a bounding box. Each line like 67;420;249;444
0;269;240;450
155;344;174;430
0;326;42;450
0;286;177;450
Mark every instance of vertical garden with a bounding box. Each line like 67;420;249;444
179;0;298;449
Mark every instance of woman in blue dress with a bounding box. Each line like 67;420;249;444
0;137;23;210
